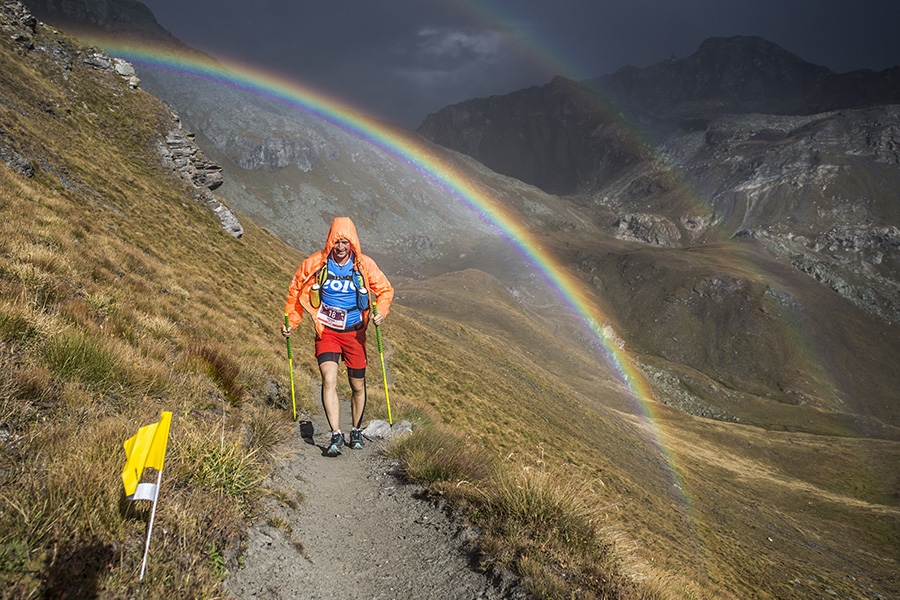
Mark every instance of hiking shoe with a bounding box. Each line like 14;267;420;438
349;429;364;450
326;432;344;456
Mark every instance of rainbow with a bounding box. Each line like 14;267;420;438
93;39;694;499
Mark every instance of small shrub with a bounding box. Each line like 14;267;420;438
206;541;227;578
482;467;597;553
85;291;117;318
178;435;264;501
245;405;292;457
137;312;178;342
474;467;647;599
385;397;437;429
0;306;38;345
7;261;65;309
3;363;54;408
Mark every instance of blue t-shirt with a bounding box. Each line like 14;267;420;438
319;254;362;329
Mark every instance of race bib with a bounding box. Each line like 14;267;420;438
316;305;348;329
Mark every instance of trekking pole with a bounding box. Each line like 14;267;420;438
284;314;297;421
371;301;393;425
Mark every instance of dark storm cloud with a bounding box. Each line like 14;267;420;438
139;0;900;128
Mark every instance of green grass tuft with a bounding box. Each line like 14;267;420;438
42;328;130;392
387;426;494;485
181;436;265;500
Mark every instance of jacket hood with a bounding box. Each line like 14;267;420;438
324;217;361;258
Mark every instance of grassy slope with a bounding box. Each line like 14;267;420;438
0;19;316;597
393;267;900;599
1;12;897;600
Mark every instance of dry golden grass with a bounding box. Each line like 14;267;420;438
379;269;900;599
387;424;662;599
3;16;723;599
0;22;315;597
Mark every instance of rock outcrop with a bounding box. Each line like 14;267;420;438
2;0;241;237
160;114;242;237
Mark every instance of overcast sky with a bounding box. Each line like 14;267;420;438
138;0;900;129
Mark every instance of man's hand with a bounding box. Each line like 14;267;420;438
372;312;386;327
281;323;292;338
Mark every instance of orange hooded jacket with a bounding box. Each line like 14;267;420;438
285;217;394;337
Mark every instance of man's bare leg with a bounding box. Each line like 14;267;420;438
319;360;341;432
349;376;366;429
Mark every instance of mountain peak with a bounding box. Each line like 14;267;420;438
693;34;817;66
593;35;846;120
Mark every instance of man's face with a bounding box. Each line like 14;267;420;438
332;238;350;261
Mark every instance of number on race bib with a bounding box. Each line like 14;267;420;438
316;305;348;329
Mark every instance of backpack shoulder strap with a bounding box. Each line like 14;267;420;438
353;259;368;291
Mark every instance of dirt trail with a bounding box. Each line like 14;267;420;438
224;413;525;600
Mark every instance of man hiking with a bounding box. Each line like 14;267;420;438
282;217;394;456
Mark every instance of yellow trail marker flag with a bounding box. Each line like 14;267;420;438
121;411;172;497
121;411;172;581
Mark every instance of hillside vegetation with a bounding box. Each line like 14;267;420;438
1;5;898;600
0;10;315;597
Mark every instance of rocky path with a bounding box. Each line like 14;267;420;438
224;415;525;600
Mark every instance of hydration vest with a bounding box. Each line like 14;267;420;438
309;262;368;310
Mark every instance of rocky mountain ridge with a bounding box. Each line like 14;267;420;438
419;37;900;329
25;0;179;44
419;36;900;196
596;36;900;121
25;0;504;266
1;1;241;236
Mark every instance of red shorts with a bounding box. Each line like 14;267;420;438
315;326;367;370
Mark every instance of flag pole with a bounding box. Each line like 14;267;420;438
139;468;163;581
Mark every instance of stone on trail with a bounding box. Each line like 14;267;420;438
362;419;413;440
